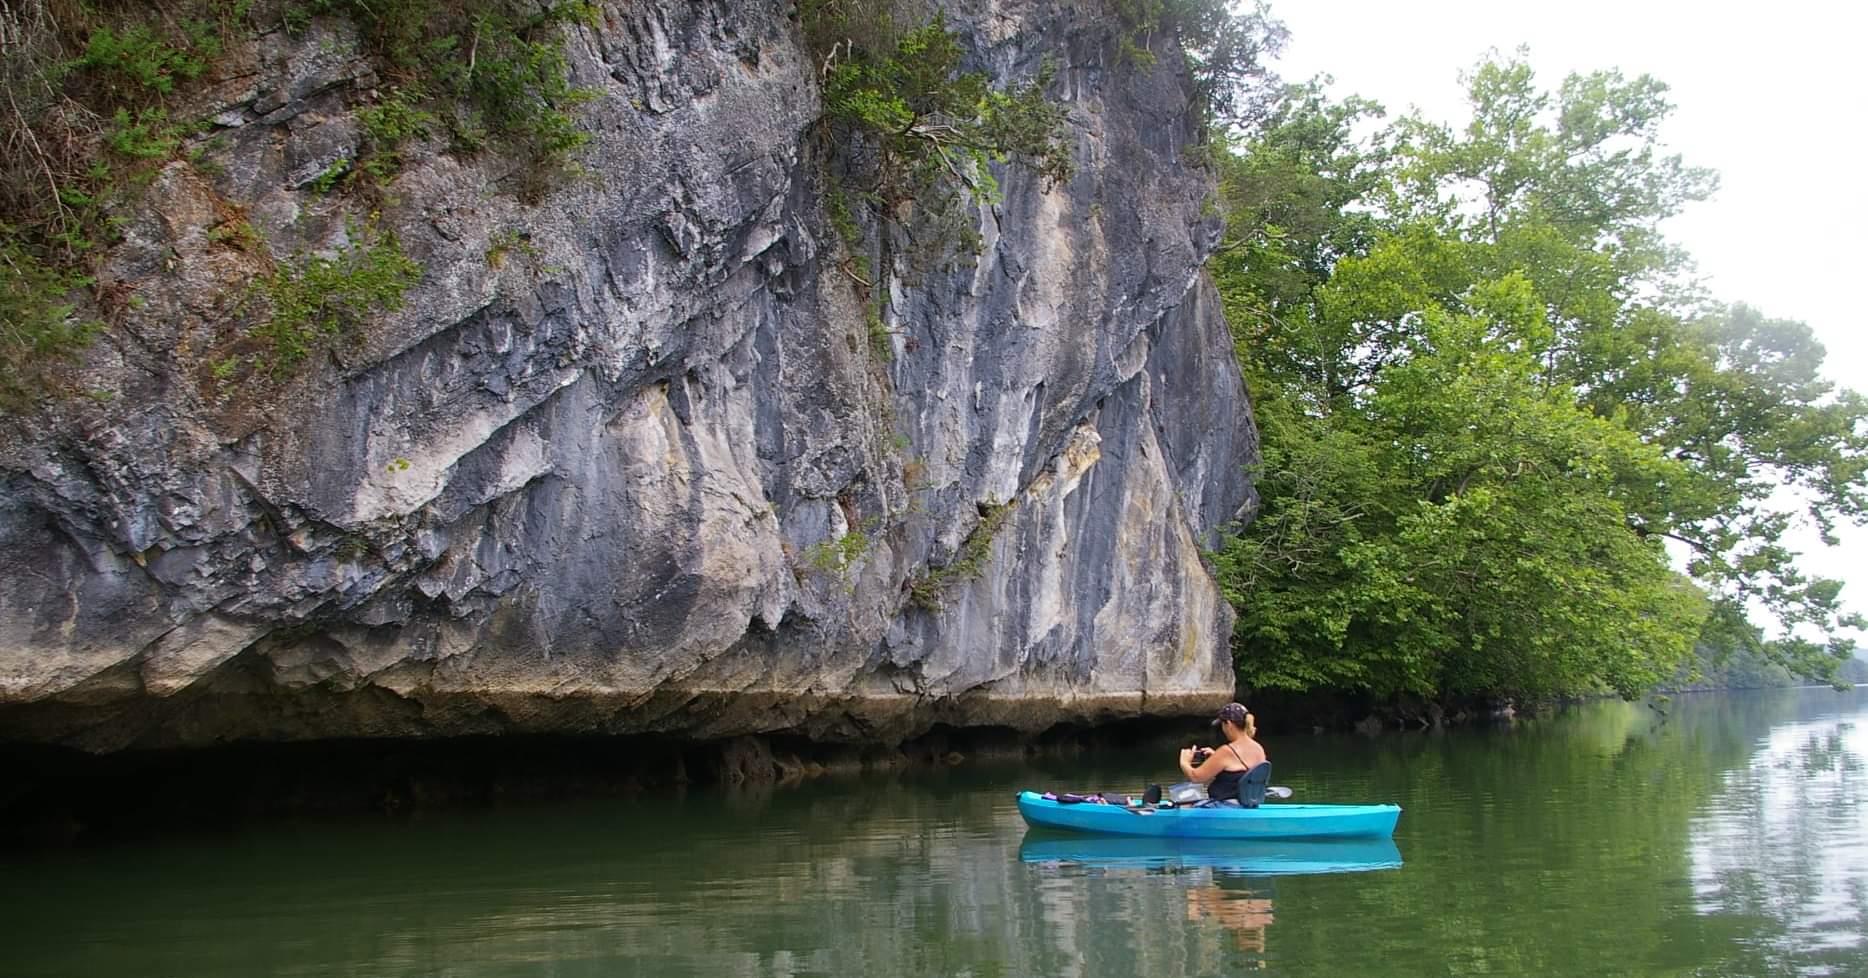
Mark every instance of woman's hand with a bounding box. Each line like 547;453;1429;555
1178;746;1196;765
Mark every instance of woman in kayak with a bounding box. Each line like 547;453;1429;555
1178;702;1267;806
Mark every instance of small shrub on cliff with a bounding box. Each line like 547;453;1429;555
822;16;1071;190
803;526;873;580
249;223;422;376
906;500;1014;611
301;0;599;194
74;22;216;100
353;87;437;187
0;238;101;409
104;107;193;162
484;227;539;268
804;4;1071;275
866;314;894;362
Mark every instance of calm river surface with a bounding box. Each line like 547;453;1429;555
4;687;1865;977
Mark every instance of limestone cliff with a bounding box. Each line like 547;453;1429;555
0;0;1256;751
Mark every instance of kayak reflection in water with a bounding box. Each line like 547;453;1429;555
1178;702;1268;806
1186;876;1275;963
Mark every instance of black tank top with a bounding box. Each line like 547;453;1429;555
1208;744;1250;801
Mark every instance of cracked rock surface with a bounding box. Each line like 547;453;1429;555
0;0;1257;751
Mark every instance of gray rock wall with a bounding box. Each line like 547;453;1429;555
0;0;1256;751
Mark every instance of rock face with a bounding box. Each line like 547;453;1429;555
0;0;1256;751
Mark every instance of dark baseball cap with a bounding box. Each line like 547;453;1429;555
1212;702;1250;727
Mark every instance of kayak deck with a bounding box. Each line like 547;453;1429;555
1016;790;1401;840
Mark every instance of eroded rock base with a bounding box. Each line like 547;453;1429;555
0;677;1231;752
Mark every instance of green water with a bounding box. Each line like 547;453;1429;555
4;688;1865;977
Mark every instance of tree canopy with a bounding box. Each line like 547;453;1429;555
1212;53;1868;700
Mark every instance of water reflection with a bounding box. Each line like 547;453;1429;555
1018;835;1398;971
2;689;1865;978
1018;834;1403;876
1023;832;1404;970
1688;708;1868;977
1186;881;1275;959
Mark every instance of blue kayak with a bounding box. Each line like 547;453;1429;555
1016;790;1401;840
1018;834;1402;875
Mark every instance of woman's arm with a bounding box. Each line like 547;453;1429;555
1177;747;1230;783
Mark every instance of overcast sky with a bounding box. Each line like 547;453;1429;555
1264;0;1866;638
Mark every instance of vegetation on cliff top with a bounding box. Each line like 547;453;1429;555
0;0;238;407
300;0;599;197
1210;54;1868;700
0;0;595;409
802;0;1073;290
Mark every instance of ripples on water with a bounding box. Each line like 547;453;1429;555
2;688;1864;977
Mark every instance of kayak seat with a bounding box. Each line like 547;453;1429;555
1240;762;1271;808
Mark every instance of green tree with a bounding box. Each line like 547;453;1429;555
1210;80;1387;370
1214;53;1867;700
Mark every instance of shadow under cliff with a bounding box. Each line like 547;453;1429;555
0;716;1204;849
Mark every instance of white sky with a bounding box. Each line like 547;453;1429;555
1265;0;1867;642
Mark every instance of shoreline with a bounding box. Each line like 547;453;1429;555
10;685;1858;849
